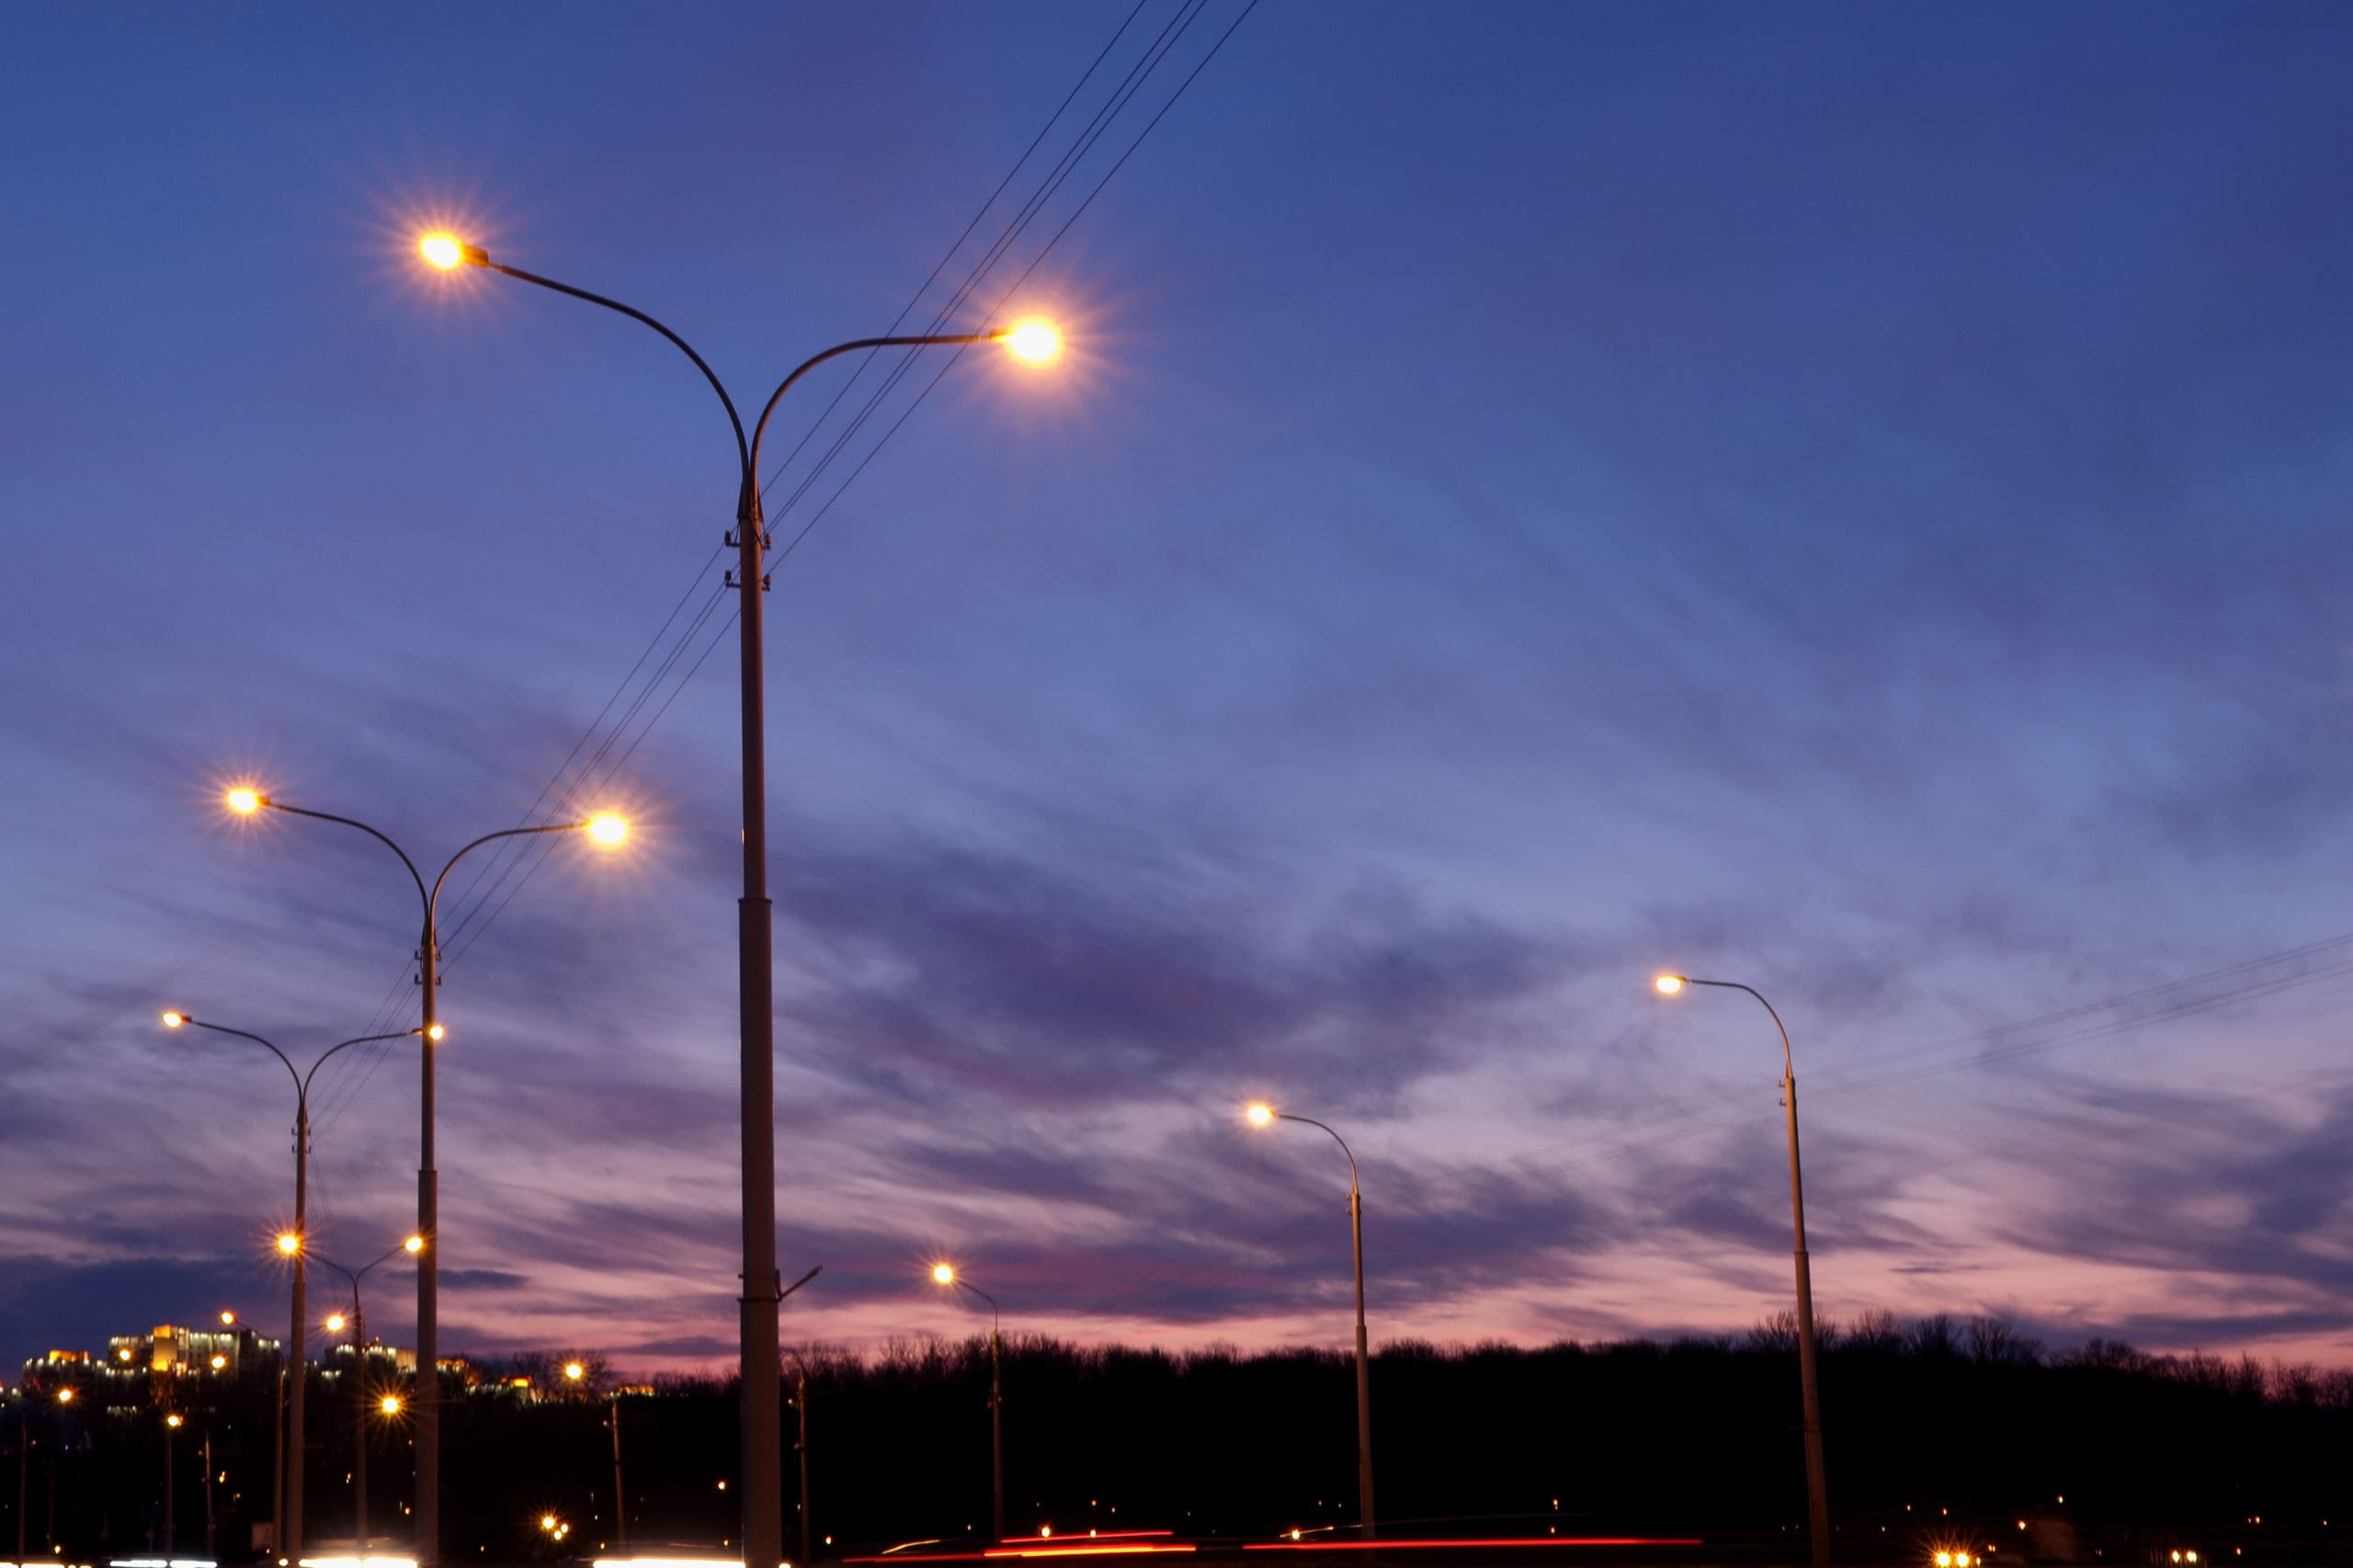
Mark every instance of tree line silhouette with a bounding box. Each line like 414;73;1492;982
11;1314;2350;1562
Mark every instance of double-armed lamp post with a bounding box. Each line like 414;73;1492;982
1654;974;1830;1568
316;1237;424;1554
415;229;1059;1568
160;1009;430;1561
1246;1104;1375;1538
222;787;626;1564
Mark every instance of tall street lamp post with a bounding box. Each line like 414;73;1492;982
928;1266;1003;1543
316;1237;425;1555
223;787;627;1567
1654;974;1830;1568
415;229;1058;1568
1245;1105;1374;1539
161;1010;425;1562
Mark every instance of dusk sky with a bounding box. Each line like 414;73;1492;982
6;2;2353;1379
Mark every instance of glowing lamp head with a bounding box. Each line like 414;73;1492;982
1001;320;1062;364
586;813;629;846
56;1388;74;1404
404;1234;426;1254
162;1011;186;1028
324;1313;346;1334
1654;974;1685;995
119;1349;134;1362
210;1355;227;1370
563;1361;585;1381
931;1263;956;1286
220;1311;235;1325
225;789;262;815
380;1394;403;1415
276;1233;301;1257
166;1414;183;1428
540;1516;558;1533
1936;1554;1953;1567
419;234;469;270
1245;1104;1275;1127
424;1023;446;1043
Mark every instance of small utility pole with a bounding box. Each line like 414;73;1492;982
794;1368;811;1568
608;1399;626;1553
203;1429;217;1560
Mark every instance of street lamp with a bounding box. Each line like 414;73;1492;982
1654;973;1830;1568
418;230;1059;1568
162;1010;426;1562
1244;1105;1375;1539
315;1236;426;1556
929;1266;1005;1543
160;1411;185;1557
222;786;626;1567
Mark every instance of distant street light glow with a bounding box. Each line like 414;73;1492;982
277;1233;301;1256
163;1011;186;1028
931;1263;956;1286
1654;974;1685;995
225;790;262;815
418;235;468;270
1245;1104;1274;1127
587;813;629;846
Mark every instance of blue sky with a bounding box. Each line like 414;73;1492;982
5;1;2353;1374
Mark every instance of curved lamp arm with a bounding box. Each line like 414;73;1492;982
746;334;1003;483
302;1030;428;1100
950;1278;1001;1339
1670;976;1796;1081
481;259;749;492
428;821;603;932
1277;1112;1361;1196
171;1017;301;1101
252;799;428;918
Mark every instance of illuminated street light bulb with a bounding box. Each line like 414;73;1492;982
425;1024;446;1043
225;789;262;814
1654;973;1685;995
119;1349;134;1363
931;1263;955;1286
540;1516;558;1533
210;1355;227;1370
404;1234;426;1254
380;1394;403;1415
166;1414;183;1429
324;1313;347;1334
563;1362;585;1381
419;234;468;270
56;1388;74;1404
1245;1103;1275;1127
276;1233;301;1256
587;813;629;846
1000;320;1062;364
162;1010;186;1028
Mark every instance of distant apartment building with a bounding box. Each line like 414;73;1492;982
20;1319;282;1393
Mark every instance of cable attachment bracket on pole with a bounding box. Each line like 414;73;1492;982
722;569;772;592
